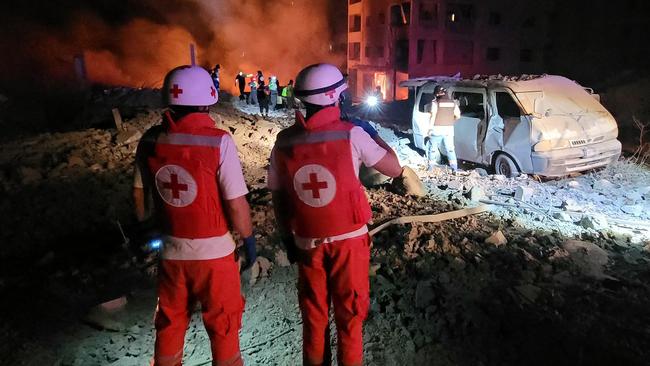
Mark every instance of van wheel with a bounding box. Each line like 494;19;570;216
493;153;519;178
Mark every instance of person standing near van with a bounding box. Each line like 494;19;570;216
427;86;461;171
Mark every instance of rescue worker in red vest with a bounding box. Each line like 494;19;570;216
427;85;461;171
133;65;256;366
268;63;403;366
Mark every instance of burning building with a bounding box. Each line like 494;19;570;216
347;0;550;101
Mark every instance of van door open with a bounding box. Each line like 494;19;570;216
486;89;533;172
412;85;437;149
451;88;487;163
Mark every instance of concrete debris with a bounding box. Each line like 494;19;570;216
485;231;507;246
248;256;273;285
553;212;574;222
468;186;485;202
474;168;489;177
593;179;615;191
579;214;608;230
621;205;643;217
84;299;127;332
561;199;583;212
67;155;86;168
561;240;610;279
567;180;580;188
415;280;435;309
19;167;42;184
391;166;426;197
274;250;291;267
115;129;142;147
514;186;534;202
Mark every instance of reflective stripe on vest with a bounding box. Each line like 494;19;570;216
157;133;223;147
277;130;350;148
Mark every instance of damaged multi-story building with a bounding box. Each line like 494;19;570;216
347;0;550;101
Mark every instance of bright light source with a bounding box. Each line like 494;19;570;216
451;13;456;22
149;238;162;250
366;96;379;107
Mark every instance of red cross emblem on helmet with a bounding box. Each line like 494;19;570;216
154;165;198;207
293;164;337;207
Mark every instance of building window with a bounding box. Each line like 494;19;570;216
522;17;536;27
378;12;386;25
486;47;500;61
446;3;474;32
488;12;501;26
417;40;437;64
419;1;438;27
520;49;533;62
443;40;473;65
377;46;385;58
349;42;361;61
349;15;361;32
390;2;411;26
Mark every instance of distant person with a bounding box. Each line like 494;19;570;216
133;65;256;366
257;80;269;117
257;70;264;85
373;85;383;101
269;76;278;110
427;85;461;171
235;71;246;101
248;74;258;105
211;64;220;95
282;79;295;110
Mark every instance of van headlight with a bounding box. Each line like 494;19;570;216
533;139;570;152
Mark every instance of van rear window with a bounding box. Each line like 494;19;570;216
453;91;485;119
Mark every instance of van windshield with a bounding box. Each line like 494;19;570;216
515;80;607;117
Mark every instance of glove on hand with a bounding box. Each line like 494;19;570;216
351;117;379;138
239;235;257;272
282;235;299;264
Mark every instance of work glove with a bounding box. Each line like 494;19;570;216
282;235;299;264
351;117;379;138
238;235;257;272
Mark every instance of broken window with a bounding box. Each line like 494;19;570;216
443;40;473;65
486;47;500;61
378;12;386;25
395;39;409;70
495;92;522;119
520;49;533;62
419;92;435;112
377;46;385;58
390;2;411;26
349;15;361;32
417;40;437;64
349;42;361;61
419;1;438;27
488;11;502;26
446;3;474;31
453;91;485;119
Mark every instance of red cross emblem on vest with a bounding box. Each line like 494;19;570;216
155;165;198;207
293;164;336;207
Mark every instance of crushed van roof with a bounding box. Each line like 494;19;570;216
399;74;588;93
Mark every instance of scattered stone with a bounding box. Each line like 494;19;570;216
415;280;435;309
89;163;103;172
562;240;611;279
115;129;142;146
67;155;86;168
369;263;381;277
553;211;574;222
446;180;464;191
474;168;489;177
579;214;608;230
561;199;583;212
391;166;426;197
492;174;507;181
621;205;643;217
468;186;485;202
274;250;291;267
485;231;507;246
19;167;42;184
514;186;534;202
593;179;614;191
567;180;580;188
515;284;541;303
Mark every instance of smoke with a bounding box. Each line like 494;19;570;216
0;0;343;93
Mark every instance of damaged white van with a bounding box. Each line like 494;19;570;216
400;75;622;177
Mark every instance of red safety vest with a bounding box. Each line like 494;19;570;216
274;107;372;238
147;113;229;238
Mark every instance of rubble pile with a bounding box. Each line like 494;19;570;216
1;90;649;365
470;73;546;82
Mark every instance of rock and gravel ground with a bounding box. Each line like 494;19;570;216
0;91;649;366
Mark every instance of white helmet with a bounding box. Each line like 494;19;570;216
294;63;347;106
163;66;218;106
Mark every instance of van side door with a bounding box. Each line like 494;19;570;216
412;84;437;149
486;88;533;172
450;87;487;163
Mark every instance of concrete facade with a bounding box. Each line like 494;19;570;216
347;0;549;101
